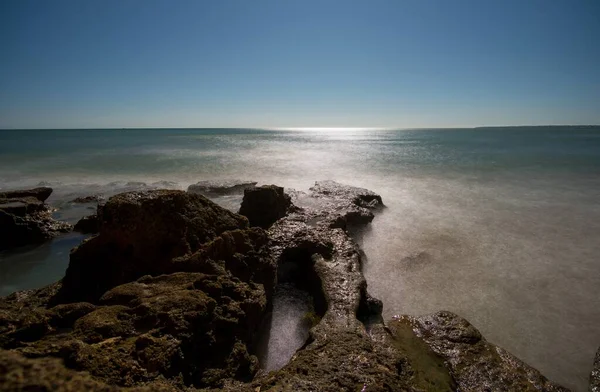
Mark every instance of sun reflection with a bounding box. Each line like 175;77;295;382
276;127;390;132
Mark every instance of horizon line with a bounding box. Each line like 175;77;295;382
1;124;599;131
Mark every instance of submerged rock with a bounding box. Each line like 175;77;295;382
71;195;103;204
239;185;293;229
74;214;99;234
188;180;257;197
0;187;71;250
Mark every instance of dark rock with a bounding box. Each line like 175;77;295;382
239;185;292;229
0;189;275;389
1;272;272;389
58;190;249;303
188;180;257;197
173;227;277;298
74;214;99;234
591;346;600;392
0;350;118;391
0;186;53;202
0;187;71;251
398;311;569;391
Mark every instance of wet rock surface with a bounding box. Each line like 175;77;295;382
0;187;71;250
188;180;257;197
0;182;570;391
288;180;385;229
397;311;568;392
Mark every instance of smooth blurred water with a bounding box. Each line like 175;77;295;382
1;127;599;390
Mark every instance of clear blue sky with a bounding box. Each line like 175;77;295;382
1;0;599;129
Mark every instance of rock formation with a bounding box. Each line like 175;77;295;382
0;187;71;250
0;182;570;391
239;185;293;229
0;189;275;390
73;214;99;234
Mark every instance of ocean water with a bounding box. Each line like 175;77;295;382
1;127;599;390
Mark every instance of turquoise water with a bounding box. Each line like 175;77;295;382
1;127;599;390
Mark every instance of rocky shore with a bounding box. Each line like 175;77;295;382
0;182;595;391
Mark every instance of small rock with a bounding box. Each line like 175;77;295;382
74;215;99;234
239;185;292;229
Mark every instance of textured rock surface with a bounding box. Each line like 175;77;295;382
287;180;385;229
188;180;257;197
398;311;569;392
59;190;249;303
239;185;293;229
0;189;276;390
0;187;71;250
591;347;600;392
74;214;99;234
248;181;422;391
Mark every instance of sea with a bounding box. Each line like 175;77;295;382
0;127;599;391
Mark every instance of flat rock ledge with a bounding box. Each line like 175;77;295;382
0;182;572;391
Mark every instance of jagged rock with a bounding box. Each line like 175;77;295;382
249;183;414;391
74;214;99;234
0;187;71;250
0;189;276;390
0;186;53;202
398;311;569;392
188;180;257;197
591;346;600;392
0;273;272;389
58;190;249;303
239;185;292;229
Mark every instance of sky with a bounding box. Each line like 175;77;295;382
1;0;599;129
